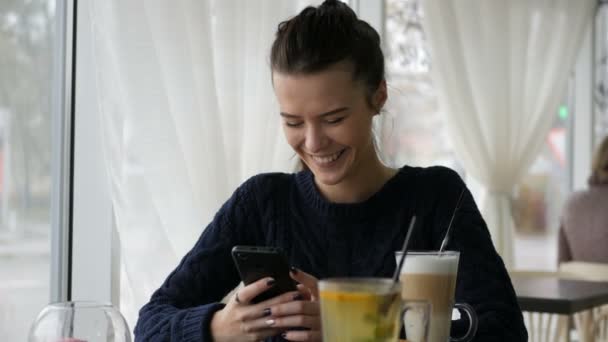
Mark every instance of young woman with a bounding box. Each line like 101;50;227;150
134;1;527;341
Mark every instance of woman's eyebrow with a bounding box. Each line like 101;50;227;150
280;107;349;118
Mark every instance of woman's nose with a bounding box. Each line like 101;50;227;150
304;125;328;153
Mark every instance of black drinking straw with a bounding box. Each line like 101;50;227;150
392;216;417;285
438;188;466;254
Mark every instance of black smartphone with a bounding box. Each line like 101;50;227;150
231;245;298;304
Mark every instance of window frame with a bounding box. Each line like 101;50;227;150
62;0;595;309
68;0;117;304
50;0;73;303
571;19;594;191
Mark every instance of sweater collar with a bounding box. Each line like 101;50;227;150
294;167;409;220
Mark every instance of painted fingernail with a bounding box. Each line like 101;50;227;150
267;279;276;287
262;308;271;317
265;319;275;326
282;332;288;338
290;266;299;274
293;293;303;301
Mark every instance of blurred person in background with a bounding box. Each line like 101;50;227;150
559;135;608;264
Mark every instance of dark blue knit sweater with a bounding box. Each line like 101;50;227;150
134;166;527;341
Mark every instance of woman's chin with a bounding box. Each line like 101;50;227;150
311;166;349;187
315;175;343;187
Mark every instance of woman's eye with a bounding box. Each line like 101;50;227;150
285;121;303;127
326;117;344;124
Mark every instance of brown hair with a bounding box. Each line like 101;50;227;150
270;0;385;172
270;0;385;111
589;135;608;186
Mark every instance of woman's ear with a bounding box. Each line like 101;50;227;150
373;80;387;114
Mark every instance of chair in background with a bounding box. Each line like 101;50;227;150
559;261;608;342
511;270;569;342
596;307;608;341
512;263;608;342
559;261;608;282
524;310;569;342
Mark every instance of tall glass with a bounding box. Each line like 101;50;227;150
396;251;477;342
319;278;401;342
28;301;131;342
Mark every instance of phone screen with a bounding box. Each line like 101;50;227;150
231;246;297;303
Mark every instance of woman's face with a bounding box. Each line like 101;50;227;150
273;63;386;187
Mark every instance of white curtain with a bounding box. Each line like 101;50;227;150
420;0;594;267
88;0;316;328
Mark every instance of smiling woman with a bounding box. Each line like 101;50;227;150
273;63;394;203
269;3;394;203
134;1;527;341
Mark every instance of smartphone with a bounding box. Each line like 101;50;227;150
231;245;298;304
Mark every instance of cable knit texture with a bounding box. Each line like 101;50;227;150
134;166;527;341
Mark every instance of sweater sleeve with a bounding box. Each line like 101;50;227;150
427;167;528;341
134;178;262;342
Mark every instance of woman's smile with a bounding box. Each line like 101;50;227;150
309;148;347;167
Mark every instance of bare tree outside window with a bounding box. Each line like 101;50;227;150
381;0;463;176
0;0;55;339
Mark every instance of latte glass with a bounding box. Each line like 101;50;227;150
396;251;477;342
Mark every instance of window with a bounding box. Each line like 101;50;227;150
64;0;595;329
382;0;463;174
382;0;573;270
0;0;57;339
510;98;572;270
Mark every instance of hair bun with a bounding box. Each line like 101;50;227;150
317;0;357;25
319;0;353;12
270;0;385;103
320;0;341;7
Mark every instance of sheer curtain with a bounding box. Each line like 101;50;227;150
420;0;594;267
88;0;315;327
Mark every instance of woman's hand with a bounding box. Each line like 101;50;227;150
210;277;303;342
270;268;321;341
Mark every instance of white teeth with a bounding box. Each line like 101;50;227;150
311;150;343;165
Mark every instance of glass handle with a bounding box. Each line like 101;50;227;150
401;300;431;342
450;303;478;342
